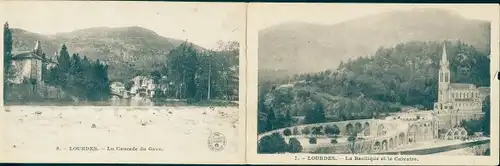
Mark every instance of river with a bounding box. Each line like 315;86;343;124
4;98;238;107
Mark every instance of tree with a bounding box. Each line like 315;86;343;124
301;127;311;135
324;125;340;135
304;101;326;124
481;95;490;136
3;22;13;100
56;44;71;87
257;133;288;154
292;127;300;135
265;107;277;131
125;80;134;91
41;53;48;82
288;138;303;153
283;129;292;136
309;137;317;144
41;44;110;101
312;126;324;135
166;42;200;101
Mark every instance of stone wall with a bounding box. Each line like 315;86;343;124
377;139;490;155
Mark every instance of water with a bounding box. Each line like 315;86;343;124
5;98;186;106
5;98;238;107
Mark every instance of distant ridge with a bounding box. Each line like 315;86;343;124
258;8;490;75
11;26;206;82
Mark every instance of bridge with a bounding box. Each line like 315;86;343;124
258;116;485;154
260;85;489;155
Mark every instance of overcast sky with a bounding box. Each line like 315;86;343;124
1;1;245;49
250;4;498;30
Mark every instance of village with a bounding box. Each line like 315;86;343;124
109;75;166;101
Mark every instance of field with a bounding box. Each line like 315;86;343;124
0;106;241;163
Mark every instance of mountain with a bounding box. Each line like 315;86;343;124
258;8;491;78
11;26;206;82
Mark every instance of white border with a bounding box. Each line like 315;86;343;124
0;1;247;164
246;3;499;165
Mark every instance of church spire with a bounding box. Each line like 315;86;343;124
440;42;449;67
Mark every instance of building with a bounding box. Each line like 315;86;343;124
130;75;156;98
433;43;488;129
10;40;45;87
110;82;126;95
7;40;64;99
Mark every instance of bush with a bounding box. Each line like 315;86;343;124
331;139;338;144
258;133;288;153
292;127;300;135
309;137;317;144
324;125;340;135
312;126;324;135
301;127;311;135
288;138;303;153
283;129;292;136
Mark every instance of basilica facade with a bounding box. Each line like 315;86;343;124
433;43;489;130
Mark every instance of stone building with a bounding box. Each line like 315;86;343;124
10;40;45;86
110;82;126;96
8;40;62;100
130;75;156;98
433;43;488;130
10;40;58;84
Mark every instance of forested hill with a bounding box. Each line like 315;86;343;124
258;40;490;133
259;9;490;80
11;27;205;82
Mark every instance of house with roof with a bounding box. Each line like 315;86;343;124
10;40;46;86
6;40;63;100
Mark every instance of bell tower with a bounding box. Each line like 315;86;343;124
438;43;450;103
434;42;453;112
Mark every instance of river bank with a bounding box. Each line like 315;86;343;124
1;106;241;162
4;98;239;107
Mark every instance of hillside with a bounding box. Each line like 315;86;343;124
11;26;206;82
258;40;490;133
258;8;490;79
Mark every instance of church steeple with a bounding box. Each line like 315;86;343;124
438;42;451;104
440;43;449;68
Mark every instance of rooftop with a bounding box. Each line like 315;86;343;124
450;83;475;89
11;51;43;60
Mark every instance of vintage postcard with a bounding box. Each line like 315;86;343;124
246;4;499;165
0;1;246;163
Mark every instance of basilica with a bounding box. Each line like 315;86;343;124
433;43;489;129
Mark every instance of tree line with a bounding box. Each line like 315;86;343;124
44;44;111;101
148;41;239;103
258;40;490;134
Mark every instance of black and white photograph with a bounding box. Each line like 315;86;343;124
253;4;497;162
1;1;245;163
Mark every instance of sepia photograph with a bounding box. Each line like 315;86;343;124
1;1;245;163
248;4;498;165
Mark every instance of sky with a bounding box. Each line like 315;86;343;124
1;1;245;50
249;4;498;30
